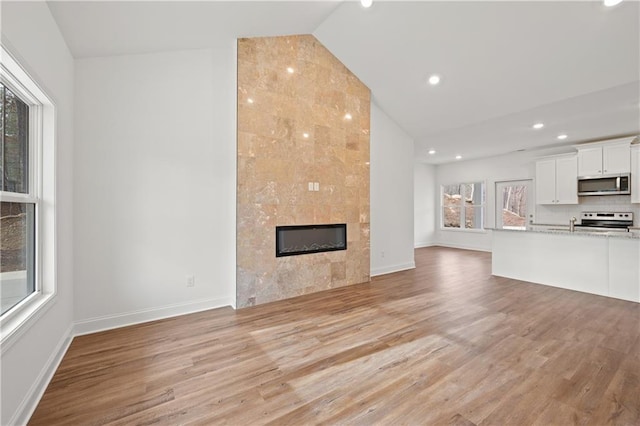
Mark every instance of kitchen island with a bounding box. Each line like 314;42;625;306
492;228;640;303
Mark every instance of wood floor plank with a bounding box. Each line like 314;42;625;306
531;399;591;426
587;369;640;425
28;246;640;425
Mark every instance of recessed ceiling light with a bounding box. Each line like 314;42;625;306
455;155;462;160
344;113;352;120
557;134;568;140
603;0;623;6
287;67;295;74
303;133;309;138
428;149;436;155
247;98;254;104
532;122;544;129
428;74;441;86
361;0;373;8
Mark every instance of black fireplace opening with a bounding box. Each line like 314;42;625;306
276;224;347;257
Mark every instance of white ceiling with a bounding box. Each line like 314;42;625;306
315;1;640;163
47;0;640;164
46;1;342;55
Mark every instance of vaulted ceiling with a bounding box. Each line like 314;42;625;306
47;1;640;164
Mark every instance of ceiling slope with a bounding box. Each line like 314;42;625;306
46;1;640;164
314;1;640;163
47;1;342;57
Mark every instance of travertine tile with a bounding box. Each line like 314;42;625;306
331;262;347;281
237;34;370;308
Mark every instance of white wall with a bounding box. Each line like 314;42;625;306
414;162;436;247
0;2;75;424
370;102;416;276
74;48;236;333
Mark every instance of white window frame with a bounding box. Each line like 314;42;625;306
440;181;486;232
495;179;534;231
0;45;56;348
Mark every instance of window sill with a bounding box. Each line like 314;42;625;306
0;291;56;353
439;227;487;234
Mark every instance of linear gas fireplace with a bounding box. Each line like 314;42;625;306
276;224;347;257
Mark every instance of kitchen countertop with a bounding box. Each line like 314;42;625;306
491;226;640;239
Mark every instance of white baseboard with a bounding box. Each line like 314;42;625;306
434;242;492;253
74;297;233;336
371;261;416;277
9;323;74;426
414;241;435;249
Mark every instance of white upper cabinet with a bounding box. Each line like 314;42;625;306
536;159;557;204
555;156;579;203
604;143;632;174
536;155;578;205
632;145;640;204
576;138;633;177
577;146;603;176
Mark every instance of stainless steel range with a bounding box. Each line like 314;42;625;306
575;212;633;232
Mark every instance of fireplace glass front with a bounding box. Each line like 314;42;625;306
276;224;347;257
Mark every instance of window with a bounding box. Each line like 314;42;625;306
1;45;55;344
441;182;485;230
1;83;36;315
495;180;533;230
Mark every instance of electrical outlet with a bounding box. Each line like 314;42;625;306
308;182;314;191
314;182;319;191
186;275;195;287
381;251;385;258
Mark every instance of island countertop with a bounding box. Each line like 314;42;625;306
489;226;640;239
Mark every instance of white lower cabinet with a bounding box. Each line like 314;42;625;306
493;230;640;303
609;238;640;302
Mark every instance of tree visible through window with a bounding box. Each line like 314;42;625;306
1;82;36;316
501;185;527;229
1;83;29;193
494;180;532;230
442;182;485;230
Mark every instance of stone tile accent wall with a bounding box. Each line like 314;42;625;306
236;35;370;308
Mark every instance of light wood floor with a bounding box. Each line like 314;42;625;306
30;247;640;425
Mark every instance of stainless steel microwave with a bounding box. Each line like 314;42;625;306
577;174;630;196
